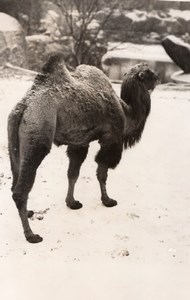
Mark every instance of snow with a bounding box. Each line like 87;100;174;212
169;9;190;21
0;13;22;32
105;43;173;62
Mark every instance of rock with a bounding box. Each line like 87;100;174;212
103;9;190;43
182;33;190;44
142;32;161;44
0;13;27;67
104;11;133;42
162;35;190;73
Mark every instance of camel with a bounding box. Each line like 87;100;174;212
8;54;159;243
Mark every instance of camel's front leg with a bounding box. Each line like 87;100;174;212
66;145;89;209
96;164;117;207
95;143;123;207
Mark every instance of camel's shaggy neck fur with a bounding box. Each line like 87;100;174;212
120;64;156;149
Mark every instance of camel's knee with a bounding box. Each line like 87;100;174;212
95;143;123;169
13;194;34;218
12;169;33;209
12;191;26;210
10;160;20;191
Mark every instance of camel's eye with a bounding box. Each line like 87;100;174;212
138;71;145;80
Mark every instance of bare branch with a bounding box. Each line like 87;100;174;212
55;0;122;67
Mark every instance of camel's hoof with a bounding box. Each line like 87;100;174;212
67;200;83;210
102;198;118;207
26;234;43;243
27;210;34;218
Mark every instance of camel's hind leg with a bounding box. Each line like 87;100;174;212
66;145;89;209
9;136;34;219
12;143;50;243
9;153;34;218
9;149;19;192
95;143;123;207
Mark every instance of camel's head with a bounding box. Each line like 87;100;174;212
129;63;160;93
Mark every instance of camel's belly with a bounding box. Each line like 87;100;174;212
54;125;101;146
54;104;125;147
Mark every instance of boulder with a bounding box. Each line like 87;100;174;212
142;32;161;44
162;35;190;73
0;13;27;67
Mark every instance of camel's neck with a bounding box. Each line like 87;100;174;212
120;92;151;149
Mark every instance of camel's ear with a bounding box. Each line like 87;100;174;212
138;71;145;80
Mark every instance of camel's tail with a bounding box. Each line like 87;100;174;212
7;101;27;190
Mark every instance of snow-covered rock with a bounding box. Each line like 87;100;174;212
0;13;27;67
162;35;190;73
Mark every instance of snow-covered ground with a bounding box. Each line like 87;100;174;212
0;78;190;299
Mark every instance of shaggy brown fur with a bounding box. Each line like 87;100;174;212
8;54;159;243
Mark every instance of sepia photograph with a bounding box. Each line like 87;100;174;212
0;0;190;299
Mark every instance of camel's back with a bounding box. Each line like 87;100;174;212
72;64;123;121
49;64;124;124
74;65;113;92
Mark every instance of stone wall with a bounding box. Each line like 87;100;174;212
103;9;190;44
